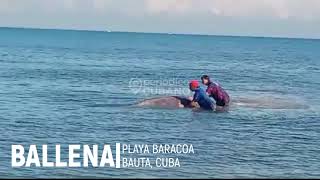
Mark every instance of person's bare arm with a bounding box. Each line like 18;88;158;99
191;101;198;107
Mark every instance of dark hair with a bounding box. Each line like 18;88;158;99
201;75;210;80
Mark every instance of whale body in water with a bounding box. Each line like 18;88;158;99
136;95;309;110
136;96;194;108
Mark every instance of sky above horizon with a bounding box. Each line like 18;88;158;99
0;0;319;38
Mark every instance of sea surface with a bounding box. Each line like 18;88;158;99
0;27;319;178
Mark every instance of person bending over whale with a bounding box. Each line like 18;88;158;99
201;75;230;111
189;80;215;111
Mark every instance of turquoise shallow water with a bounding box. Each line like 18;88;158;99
0;27;320;178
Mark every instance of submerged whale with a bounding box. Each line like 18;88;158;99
136;96;194;108
232;96;309;109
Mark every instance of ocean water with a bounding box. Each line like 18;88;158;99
0;27;319;178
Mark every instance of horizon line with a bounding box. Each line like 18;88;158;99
0;26;319;41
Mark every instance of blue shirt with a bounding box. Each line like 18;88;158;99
193;87;214;110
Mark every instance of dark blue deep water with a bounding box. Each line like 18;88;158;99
0;28;319;178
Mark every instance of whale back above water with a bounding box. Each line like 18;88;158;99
136;96;193;108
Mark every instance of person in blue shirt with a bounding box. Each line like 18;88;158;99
189;80;215;111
